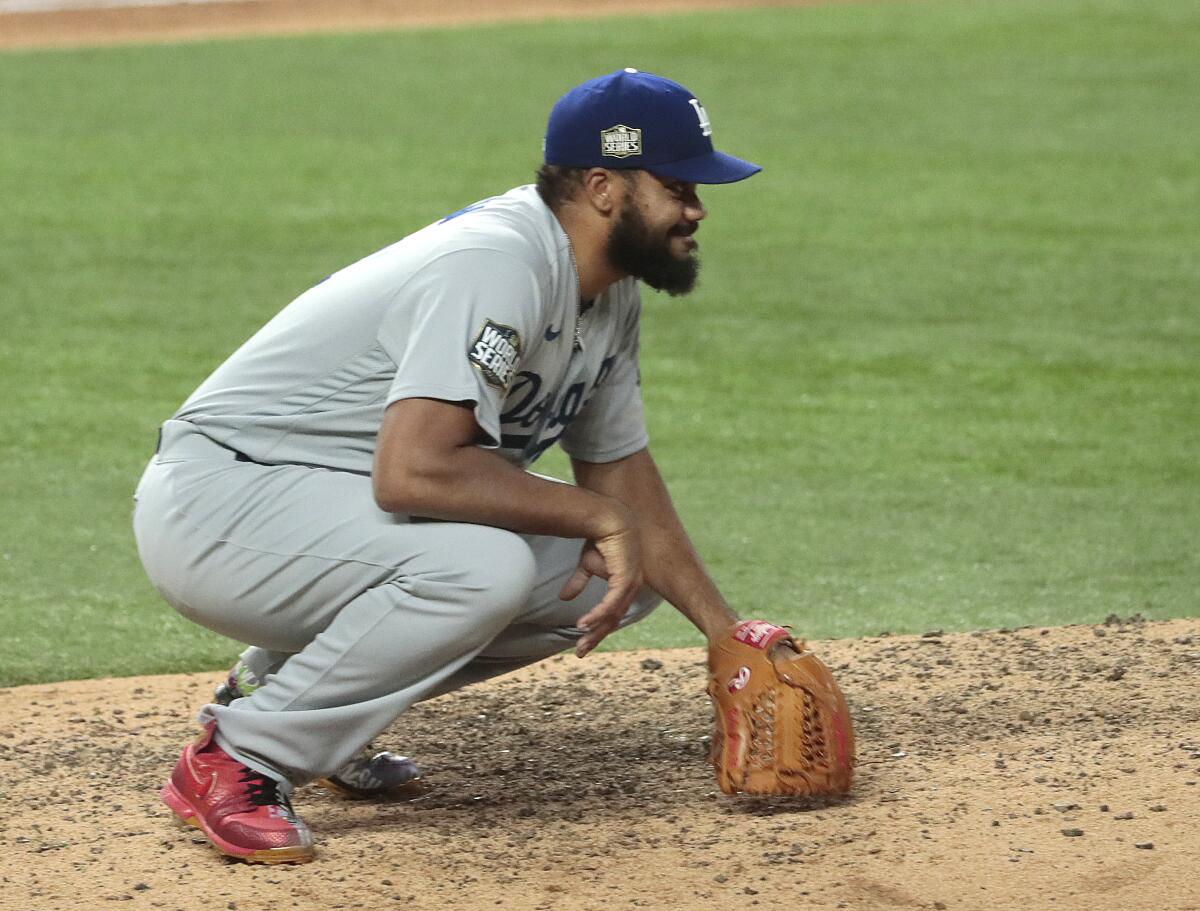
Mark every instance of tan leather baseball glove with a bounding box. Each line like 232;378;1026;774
707;620;855;796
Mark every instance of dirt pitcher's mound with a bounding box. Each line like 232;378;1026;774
0;0;826;50
1;618;1198;911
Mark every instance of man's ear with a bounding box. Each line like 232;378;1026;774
582;168;631;216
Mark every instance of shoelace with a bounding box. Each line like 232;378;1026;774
238;766;292;812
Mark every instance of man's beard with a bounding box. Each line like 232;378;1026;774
606;203;700;296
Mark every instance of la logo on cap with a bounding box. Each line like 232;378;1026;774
600;124;642;158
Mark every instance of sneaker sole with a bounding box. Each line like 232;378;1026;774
316;774;426;800
160;782;315;865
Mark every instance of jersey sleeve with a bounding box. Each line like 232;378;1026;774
378;248;542;448
558;287;649;463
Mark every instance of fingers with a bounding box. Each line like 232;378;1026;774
576;616;621;658
574;572;642;658
571;515;643;658
558;565;592;601
575;573;638;632
575;629;608;658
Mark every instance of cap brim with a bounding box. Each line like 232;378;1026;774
648;149;762;185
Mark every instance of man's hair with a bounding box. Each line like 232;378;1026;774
534;164;587;210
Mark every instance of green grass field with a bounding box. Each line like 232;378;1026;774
0;0;1196;686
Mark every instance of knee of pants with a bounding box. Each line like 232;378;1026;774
397;524;538;628
534;573;662;631
621;585;662;628
479;583;663;661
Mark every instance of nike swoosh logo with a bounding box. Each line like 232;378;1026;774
184;747;217;797
544;324;563;341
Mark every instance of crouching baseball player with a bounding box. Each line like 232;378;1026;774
134;69;852;865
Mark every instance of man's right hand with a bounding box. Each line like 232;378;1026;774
559;508;643;657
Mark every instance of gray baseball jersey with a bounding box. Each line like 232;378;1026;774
174;184;648;470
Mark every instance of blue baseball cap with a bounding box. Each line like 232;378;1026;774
543;68;762;185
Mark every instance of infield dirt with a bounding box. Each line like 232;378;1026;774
0;0;835;49
1;617;1197;911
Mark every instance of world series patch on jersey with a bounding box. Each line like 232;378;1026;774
469;319;522;389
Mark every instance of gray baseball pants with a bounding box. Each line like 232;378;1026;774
133;421;659;786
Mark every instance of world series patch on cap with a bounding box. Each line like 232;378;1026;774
544;68;762;185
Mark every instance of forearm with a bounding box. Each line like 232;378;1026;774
373;397;634;540
641;519;737;642
376;437;623;542
573;449;736;641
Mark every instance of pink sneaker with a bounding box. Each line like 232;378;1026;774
160;722;315;864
